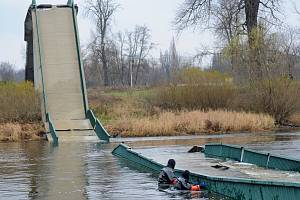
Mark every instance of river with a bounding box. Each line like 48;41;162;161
0;132;300;200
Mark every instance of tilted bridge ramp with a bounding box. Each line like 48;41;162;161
24;0;110;143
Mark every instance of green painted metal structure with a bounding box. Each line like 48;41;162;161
46;113;58;145
112;143;300;200
70;1;89;114
32;1;59;143
87;110;110;142
204;144;300;172
32;2;47;119
27;0;110;143
67;0;74;6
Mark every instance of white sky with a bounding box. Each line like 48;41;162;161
0;0;299;69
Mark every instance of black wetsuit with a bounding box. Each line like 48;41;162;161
158;166;176;189
174;177;192;190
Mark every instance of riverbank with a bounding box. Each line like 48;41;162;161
290;114;300;126
89;88;276;137
107;110;275;137
1;84;298;142
0;123;45;142
0;82;44;142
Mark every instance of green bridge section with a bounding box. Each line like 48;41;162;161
24;0;110;143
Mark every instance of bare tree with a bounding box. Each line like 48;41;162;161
83;42;102;87
160;50;171;81
214;0;244;45
278;27;300;79
126;25;153;86
0;62;16;81
116;32;126;85
86;0;119;86
85;24;157;87
175;0;280;46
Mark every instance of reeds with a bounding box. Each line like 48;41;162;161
289;114;300;126
0;82;44;142
107;110;275;137
0;82;41;123
0;123;44;142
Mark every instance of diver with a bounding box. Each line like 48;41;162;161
174;170;200;191
158;159;177;189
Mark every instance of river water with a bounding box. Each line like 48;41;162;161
0;132;300;200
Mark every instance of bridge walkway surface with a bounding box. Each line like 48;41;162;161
25;1;110;143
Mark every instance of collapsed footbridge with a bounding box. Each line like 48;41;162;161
24;0;110;143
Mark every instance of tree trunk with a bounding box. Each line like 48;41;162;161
245;0;262;81
101;36;109;86
245;0;259;45
102;56;109;86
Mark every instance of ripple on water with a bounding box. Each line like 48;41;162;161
0;132;299;199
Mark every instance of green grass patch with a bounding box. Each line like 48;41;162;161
102;88;157;99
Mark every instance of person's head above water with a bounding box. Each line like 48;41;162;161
182;170;190;181
167;159;176;169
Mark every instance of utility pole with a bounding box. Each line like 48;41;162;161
130;57;133;88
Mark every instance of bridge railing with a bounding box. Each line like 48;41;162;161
32;1;49;125
87;110;111;142
46;113;58;145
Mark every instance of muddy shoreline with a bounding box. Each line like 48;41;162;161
1;122;299;142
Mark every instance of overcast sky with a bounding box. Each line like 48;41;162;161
0;0;300;69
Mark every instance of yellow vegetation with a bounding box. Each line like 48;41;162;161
289;114;300;126
0;82;44;142
106;110;275;137
0;82;41;123
0;123;45;142
89;88;276;137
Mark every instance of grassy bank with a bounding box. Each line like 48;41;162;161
0;82;44;142
109;110;274;137
0;123;45;142
0;82;294;141
289;114;300;126
88;87;276;137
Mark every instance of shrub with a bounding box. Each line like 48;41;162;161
233;78;300;124
152;68;235;110
154;84;236;110
153;68;300;124
0;81;41;123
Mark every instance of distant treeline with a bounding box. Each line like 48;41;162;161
0;62;25;82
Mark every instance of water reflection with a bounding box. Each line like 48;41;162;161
0;132;299;199
40;143;88;200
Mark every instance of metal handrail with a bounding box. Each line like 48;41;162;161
33;0;74;6
67;0;74;6
32;0;59;145
32;2;48;120
70;1;89;114
47;113;58;144
87;110;110;142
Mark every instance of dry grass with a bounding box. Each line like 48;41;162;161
89;88;276;137
289;113;300;126
89;88;152;124
0;82;44;142
106;110;275;137
0;123;45;142
0;82;41;123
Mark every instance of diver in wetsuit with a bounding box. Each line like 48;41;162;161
174;170;200;191
158;159;177;189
